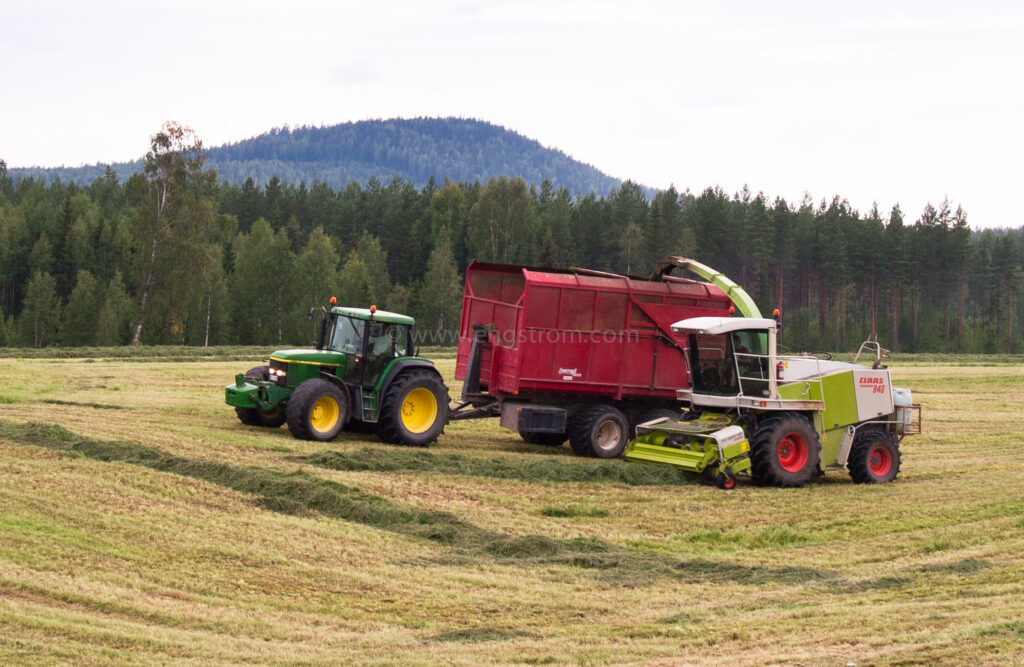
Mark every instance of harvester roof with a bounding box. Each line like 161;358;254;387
671;316;777;335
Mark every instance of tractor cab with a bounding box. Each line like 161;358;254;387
326;307;415;388
674;316;781;408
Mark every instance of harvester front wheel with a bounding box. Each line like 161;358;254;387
848;429;901;483
715;471;737;490
749;413;821;487
286;379;347;441
376;370;450;447
519;430;567;447
568;405;629;458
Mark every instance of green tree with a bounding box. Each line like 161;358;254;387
338;252;375;308
19;271;61;347
129;121;217;345
292;227;340;343
417;226;463;346
466;177;538;265
96;272;134;346
60;270;102;346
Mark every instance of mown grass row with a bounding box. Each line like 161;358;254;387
0;345;459;361
0;419;838;588
294;446;698;486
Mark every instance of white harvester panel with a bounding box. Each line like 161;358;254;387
851;368;895;422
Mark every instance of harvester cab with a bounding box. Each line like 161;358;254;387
225;303;450;447
625;316;922;489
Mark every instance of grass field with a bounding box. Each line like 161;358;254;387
1;349;1023;665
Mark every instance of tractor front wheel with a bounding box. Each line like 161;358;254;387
848;429;901;483
376;370;450;446
235;406;286;427
568;405;629;458
749;412;821;487
286;379;347;441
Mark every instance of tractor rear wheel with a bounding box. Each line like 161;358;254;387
568;405;629;458
848;429;901;483
376;370;450;446
519;430;567;447
286;379;347;441
749;412;821;487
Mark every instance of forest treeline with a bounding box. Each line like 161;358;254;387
1;123;1022;352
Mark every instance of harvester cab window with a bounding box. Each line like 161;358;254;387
688;333;740;396
733;330;770;397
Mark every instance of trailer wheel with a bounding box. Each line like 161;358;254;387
519;430;567;447
376;369;450;447
286;379;347;441
749;412;821;487
568;405;629;458
848;429;901;483
235;406;286;427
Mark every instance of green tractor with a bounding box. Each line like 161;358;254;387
624;314;922;488
225;303;450;446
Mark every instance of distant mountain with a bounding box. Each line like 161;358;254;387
9;118;626;195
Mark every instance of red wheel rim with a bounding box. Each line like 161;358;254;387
868;445;892;476
777;433;809;472
724;475;735;489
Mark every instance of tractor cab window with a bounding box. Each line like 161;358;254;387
364;323;410;386
330;315;365;354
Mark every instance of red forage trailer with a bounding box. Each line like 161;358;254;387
451;261;736;457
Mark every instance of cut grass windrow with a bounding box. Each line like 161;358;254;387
294;446;698;486
0;419;833;588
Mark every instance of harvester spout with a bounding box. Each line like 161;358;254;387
649;256;762;318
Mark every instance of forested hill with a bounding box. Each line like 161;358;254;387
9;118;625;194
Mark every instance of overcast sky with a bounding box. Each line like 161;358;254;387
2;0;1021;228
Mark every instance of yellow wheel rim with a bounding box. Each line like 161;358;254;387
401;387;438;434
310;396;340;433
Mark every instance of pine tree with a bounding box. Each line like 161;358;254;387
60;270;102;346
95;272;133;346
19;271;61;347
418;226;463;347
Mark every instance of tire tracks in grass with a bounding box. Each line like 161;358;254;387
1;420;833;588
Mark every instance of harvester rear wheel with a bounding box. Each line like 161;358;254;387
848;429;901;483
519;430;567;447
568;405;629;458
749;412;821;487
286;379;347;441
376;370;450;447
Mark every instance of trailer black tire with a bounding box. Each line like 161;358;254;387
848;429;901;483
568;405;629;458
286;379;347;441
748;412;821;487
376;369;450;447
519;430;567;447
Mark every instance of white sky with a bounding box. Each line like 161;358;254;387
2;0;1021;228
